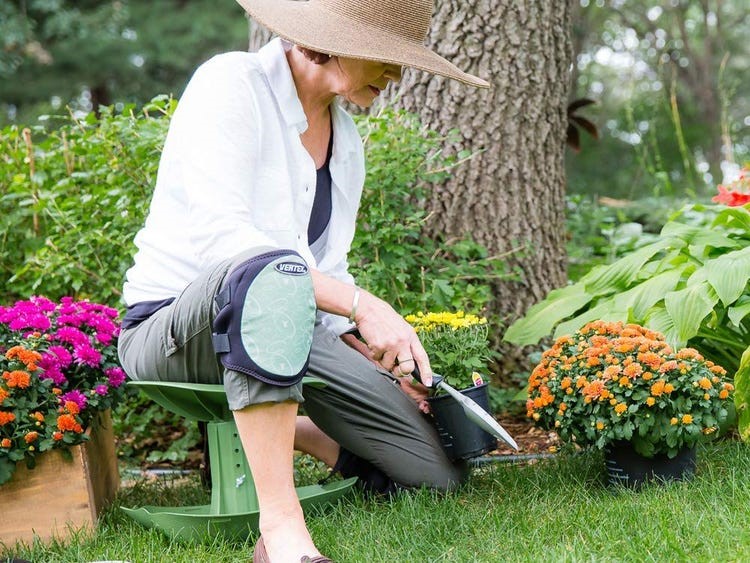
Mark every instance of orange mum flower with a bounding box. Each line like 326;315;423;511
682;414;693;424
560;377;572;390
56;414;83;433
0;438;11;448
53;431;64;441
603;365;622;379
63;400;80;415
698;378;712;390
5;346;42;370
0;411;16;425
2;370;31;389
558;402;568;412
618;376;631;387
52;387;62;395
31;411;44;422
709;365;727;376
719;389;730;400
664;383;674;394
623;363;643;378
582;380;606;400
0;388;8;404
670;417;679;425
659;360;679;374
723;382;735;391
642;372;653;381
676;348;703;361
24;431;39;443
646;397;656;407
651;380;666;396
587;356;601;368
615;403;628;415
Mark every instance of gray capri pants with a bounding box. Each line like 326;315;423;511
118;249;466;490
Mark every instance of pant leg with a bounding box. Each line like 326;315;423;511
117;247;304;407
302;325;468;491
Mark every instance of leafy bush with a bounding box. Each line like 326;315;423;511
506;203;750;380
352;108;516;315
0;99;173;303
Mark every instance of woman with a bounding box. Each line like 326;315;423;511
118;0;489;561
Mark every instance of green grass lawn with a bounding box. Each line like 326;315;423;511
4;440;750;562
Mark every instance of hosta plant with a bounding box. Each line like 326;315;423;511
505;201;750;377
526;321;733;458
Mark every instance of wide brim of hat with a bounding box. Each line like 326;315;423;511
236;0;490;88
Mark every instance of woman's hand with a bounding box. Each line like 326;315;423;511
353;290;433;387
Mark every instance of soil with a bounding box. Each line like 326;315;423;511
491;416;560;456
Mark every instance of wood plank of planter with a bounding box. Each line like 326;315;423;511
0;410;119;546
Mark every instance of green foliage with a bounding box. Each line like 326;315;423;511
506;203;750;377
351;108;516;315
0;97;174;303
735;345;750;441
405;311;491;389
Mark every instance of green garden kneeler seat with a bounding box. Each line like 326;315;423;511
121;379;357;541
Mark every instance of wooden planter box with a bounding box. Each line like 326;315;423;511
0;410;120;546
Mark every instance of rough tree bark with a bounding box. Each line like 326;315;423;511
390;1;572;345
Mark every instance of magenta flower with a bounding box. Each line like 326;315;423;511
60;390;88;411
105;367;127;387
73;345;102;367
47;345;73;368
53;326;89;346
94;384;109;396
40;366;67;385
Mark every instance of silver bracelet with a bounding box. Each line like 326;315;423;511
348;286;360;324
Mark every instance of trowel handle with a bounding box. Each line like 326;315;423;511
411;365;442;388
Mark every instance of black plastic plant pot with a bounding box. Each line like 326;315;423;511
605;441;696;489
426;383;497;461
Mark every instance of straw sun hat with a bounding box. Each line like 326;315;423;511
235;0;490;88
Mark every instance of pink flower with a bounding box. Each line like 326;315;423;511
53;326;89;346
40;366;67;385
47;345;73;368
712;185;750;207
95;384;109;396
73;345;101;367
105;367;127;387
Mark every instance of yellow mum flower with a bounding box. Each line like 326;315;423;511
615;403;627;415
670;417;679;425
596;421;605;430
645;397;655;407
682;414;693;424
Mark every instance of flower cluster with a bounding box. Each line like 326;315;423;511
406;311;491;389
0;296;126;484
527;320;733;458
712;166;750;207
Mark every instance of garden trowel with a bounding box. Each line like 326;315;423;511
412;366;519;451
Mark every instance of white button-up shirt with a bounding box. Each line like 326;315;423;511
123;38;364;335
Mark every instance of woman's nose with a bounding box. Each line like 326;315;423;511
386;65;403;83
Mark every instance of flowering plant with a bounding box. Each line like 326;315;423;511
526;321;733;458
712;166;750;207
405;311;491;389
0;296;126;484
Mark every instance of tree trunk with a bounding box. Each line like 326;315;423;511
391;1;572;355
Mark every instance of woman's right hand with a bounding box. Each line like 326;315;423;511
353;290;433;387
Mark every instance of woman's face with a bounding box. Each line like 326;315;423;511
331;57;403;107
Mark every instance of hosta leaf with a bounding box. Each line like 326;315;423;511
580;238;675;295
645;305;682;348
664;281;719;345
553;301;629;339
503;284;593;346
729;296;750;327
704;246;750;307
660;221;740;250
613;266;687;320
713;206;750;233
734;345;750;442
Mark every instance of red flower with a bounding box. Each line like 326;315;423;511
712;185;750;207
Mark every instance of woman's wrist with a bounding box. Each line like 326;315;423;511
348;286;360;324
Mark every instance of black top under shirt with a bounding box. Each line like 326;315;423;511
307;122;334;245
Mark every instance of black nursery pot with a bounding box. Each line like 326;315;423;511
426;383;497;461
605;441;696;489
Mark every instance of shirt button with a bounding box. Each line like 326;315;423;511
305;185;310;192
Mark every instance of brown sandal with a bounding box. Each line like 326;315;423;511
253;536;333;563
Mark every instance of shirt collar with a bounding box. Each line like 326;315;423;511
258;38;356;160
258;38;308;133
